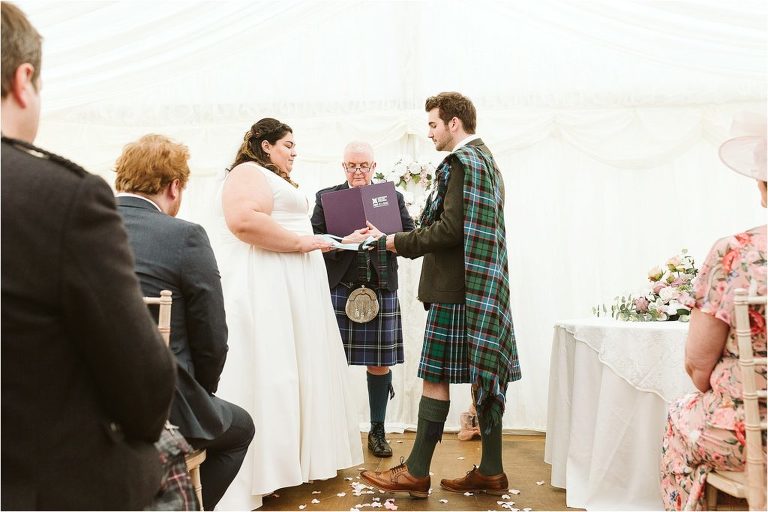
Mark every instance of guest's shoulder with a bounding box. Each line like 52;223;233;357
711;225;767;254
2;137;88;182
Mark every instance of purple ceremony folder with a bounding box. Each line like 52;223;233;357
321;181;404;237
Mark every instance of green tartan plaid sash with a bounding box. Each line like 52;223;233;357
422;144;522;426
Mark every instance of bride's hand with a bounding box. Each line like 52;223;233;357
298;235;333;253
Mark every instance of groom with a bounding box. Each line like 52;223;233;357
361;92;522;497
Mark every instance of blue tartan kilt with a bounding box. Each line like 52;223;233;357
330;284;405;366
418;303;470;384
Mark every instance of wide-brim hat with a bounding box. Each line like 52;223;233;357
718;111;767;181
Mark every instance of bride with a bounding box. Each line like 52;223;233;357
212;118;363;510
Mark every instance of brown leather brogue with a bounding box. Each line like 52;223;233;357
440;466;508;495
360;457;430;498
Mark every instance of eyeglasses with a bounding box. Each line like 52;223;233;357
344;163;373;174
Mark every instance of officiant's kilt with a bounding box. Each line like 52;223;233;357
330;284;404;366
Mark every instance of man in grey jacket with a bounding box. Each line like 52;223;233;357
115;134;254;511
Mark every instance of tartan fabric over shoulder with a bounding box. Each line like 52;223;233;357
452;144;521;426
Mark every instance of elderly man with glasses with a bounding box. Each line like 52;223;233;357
311;141;414;458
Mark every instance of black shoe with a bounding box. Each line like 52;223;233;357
368;422;393;457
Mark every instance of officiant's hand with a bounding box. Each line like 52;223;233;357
341;228;373;245
364;221;384;240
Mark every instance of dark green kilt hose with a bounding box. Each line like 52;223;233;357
330;284;405;366
418;302;470;383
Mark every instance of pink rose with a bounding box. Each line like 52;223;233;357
653;282;666;294
634;297;649;313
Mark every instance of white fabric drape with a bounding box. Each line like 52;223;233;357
17;0;767;432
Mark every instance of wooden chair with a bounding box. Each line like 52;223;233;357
706;288;767;511
144;290;207;510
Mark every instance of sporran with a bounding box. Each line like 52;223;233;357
344;238;388;323
345;285;379;323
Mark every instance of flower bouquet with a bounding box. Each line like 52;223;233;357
594;250;698;322
374;157;436;223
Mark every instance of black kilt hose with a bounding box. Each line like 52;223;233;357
330;283;405;366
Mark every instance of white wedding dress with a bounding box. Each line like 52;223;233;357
212;163;363;511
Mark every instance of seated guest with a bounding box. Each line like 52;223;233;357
311;141;415;458
660;112;767;510
1;3;176;509
114;134;255;511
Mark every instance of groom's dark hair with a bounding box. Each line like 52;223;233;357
425;92;477;134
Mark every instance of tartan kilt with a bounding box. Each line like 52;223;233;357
330;284;405;366
418;303;470;383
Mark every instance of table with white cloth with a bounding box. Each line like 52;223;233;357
544;318;697;511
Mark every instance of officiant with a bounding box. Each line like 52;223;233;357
311;141;414;458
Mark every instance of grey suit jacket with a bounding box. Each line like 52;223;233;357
117;195;232;441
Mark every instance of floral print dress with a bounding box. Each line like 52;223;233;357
660;224;766;511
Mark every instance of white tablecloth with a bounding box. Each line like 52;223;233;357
544;318;697;511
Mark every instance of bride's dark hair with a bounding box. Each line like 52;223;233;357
230;118;297;187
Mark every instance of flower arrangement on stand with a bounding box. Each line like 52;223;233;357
374;157;436;224
593;250;699;322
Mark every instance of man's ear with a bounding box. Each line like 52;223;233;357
11;64;36;108
168;179;182;200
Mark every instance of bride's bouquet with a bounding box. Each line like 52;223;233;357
374;157;436;223
594;250;698;322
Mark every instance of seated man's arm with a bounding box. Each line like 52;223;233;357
180;223;229;394
62;175;175;442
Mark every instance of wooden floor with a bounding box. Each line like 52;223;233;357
259;432;574;511
256;432;749;511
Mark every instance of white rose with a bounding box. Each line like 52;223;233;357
659;286;680;302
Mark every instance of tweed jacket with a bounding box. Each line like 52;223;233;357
392;141;492;304
311;182;415;292
1;137;176;510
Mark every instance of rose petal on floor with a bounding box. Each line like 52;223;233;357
439;499;448;504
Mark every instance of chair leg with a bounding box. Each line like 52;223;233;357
189;466;203;511
706;484;718;511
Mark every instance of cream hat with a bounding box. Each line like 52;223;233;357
718;111;767;181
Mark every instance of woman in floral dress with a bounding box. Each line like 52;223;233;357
660;112;767;511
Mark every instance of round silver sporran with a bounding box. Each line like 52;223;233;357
345;286;379;323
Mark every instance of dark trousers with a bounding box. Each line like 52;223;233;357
188;400;254;511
